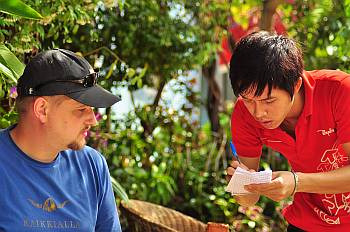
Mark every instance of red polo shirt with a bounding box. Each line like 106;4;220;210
231;70;350;231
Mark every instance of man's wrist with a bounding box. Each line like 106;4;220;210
290;171;299;195
295;172;303;192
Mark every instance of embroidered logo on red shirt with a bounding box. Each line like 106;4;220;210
317;128;336;136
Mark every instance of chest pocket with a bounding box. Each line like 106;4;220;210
260;130;295;162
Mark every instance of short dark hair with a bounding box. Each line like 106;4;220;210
229;31;304;99
15;96;36;115
15;95;67;117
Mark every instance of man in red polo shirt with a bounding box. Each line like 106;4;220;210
226;31;350;231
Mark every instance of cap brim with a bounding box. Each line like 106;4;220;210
66;85;121;108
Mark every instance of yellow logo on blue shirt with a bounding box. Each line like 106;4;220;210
28;198;69;212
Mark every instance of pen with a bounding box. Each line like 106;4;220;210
229;140;241;164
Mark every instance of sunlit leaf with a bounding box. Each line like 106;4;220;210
111;176;129;202
0;0;43;19
0;45;25;83
106;59;118;79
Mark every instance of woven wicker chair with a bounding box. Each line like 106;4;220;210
121;199;207;232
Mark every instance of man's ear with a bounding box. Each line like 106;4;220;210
33;97;49;123
294;77;303;93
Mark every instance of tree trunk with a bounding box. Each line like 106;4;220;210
105;107;112;132
152;79;166;108
260;0;284;31
203;60;221;133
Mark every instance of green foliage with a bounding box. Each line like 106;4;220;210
285;0;350;71
0;45;25;83
2;0;98;55
80;0;230;93
0;110;17;128
230;0;261;29
0;0;42;19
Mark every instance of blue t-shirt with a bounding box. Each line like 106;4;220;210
0;126;121;232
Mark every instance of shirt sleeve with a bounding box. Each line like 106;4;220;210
95;156;122;232
231;100;263;158
332;75;350;145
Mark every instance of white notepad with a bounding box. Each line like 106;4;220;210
226;167;272;195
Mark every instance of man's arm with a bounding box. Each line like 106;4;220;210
226;156;261;206
244;142;350;201
297;142;350;193
95;156;122;232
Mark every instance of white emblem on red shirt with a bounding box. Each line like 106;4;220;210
314;143;350;225
317;128;335;136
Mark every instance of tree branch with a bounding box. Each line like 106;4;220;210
260;0;284;31
152;79;167;107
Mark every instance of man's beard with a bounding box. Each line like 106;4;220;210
68;127;89;150
67;139;86;150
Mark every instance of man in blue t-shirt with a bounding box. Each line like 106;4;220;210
0;49;122;231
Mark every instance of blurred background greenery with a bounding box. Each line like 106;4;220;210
2;0;350;231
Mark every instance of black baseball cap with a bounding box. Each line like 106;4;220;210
17;49;121;108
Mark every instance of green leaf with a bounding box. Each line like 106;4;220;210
111;176;129;202
0;0;43;19
105;59;118;79
0;45;25;83
0;62;17;83
137;78;142;88
117;0;124;12
346;0;350;17
138;64;148;79
126;68;136;78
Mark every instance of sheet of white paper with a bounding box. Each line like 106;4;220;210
226;167;272;195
